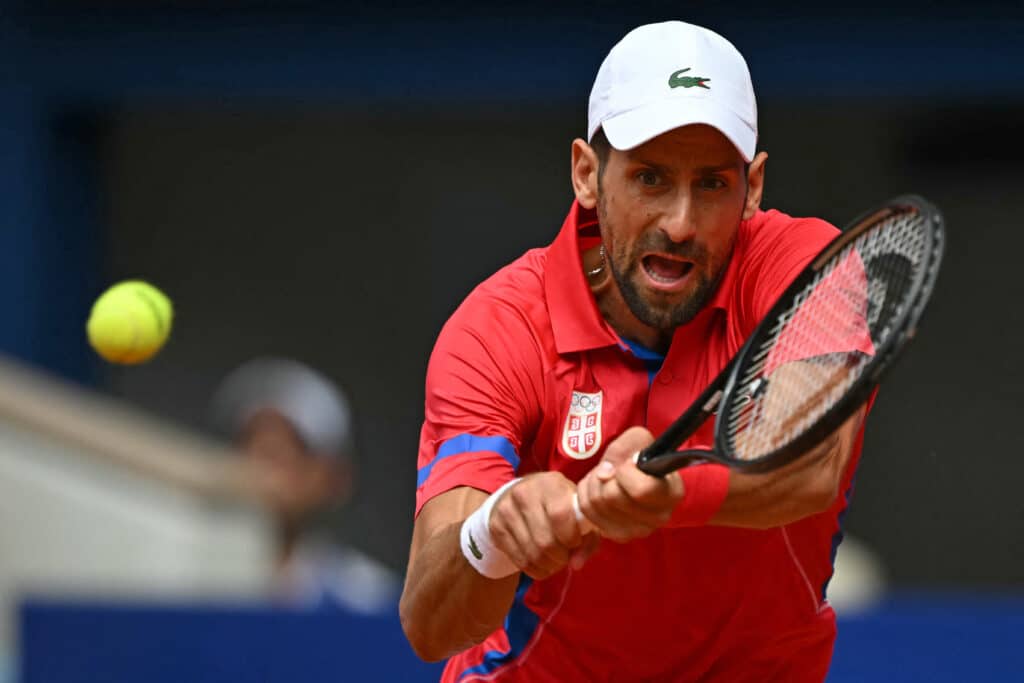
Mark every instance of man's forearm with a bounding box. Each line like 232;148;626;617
709;409;863;529
400;523;519;662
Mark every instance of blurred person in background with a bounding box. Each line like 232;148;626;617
212;357;400;615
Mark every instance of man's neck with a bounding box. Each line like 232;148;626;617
600;295;673;354
584;250;673;353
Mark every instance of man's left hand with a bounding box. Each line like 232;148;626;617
575;426;684;542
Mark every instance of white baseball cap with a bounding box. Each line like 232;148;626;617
588;21;758;162
211;357;355;461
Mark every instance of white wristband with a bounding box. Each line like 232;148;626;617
460;478;523;579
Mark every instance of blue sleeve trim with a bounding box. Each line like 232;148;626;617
416;433;520;488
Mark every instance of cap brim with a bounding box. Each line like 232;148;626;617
601;99;756;162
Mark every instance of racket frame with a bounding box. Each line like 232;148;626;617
636;195;945;476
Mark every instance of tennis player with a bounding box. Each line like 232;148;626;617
402;21;870;682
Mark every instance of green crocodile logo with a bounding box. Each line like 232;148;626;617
668;68;711;90
468;532;483;560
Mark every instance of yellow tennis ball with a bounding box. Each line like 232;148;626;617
87;280;174;364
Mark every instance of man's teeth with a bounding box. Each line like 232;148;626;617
643;259;690;283
647;267;679;283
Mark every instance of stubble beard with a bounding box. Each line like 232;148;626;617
598;198;726;333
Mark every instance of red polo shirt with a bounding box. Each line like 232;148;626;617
416;201;866;682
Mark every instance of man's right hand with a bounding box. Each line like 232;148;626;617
489;472;601;580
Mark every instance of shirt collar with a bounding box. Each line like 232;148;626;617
544;201;619;354
544;201;750;354
705;218;746;313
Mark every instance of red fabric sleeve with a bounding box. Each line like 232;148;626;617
415;290;544;517
737;212;841;330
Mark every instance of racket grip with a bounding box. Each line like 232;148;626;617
572;493;596;534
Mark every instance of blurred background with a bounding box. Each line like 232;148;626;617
1;1;1022;681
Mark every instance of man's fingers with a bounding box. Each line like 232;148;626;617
577;436;686;541
578;469;655;541
489;473;591;579
549;494;585;547
489;496;536;571
520;496;571;575
599;426;655;467
600;479;671;528
593;460;616;482
614;462;684;514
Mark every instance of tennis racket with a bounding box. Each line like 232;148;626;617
573;195;945;528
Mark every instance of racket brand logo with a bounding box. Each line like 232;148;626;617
668;68;711;90
561;391;603;460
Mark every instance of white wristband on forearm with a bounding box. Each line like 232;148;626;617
459;478;523;579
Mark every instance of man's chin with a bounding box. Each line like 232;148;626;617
635;291;708;329
614;270;704;328
637;287;692;313
643;310;684;330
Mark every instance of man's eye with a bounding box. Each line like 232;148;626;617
699;177;726;190
637;170;660;186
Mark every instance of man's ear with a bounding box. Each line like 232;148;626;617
571;138;600;210
743;151;768;220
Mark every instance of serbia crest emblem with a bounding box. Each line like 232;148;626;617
561;390;603;460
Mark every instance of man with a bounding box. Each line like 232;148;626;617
212;357;400;615
401;21;869;681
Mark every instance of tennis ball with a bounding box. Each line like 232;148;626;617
86;280;173;364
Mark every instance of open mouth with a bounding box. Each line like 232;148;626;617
641;254;694;286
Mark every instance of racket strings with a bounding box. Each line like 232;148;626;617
725;210;931;460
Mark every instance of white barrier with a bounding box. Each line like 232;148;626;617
0;356;274;661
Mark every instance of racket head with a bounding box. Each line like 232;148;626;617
712;195;945;472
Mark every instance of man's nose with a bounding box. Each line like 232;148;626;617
658;192;698;244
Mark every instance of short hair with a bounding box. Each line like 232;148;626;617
590;128;611;184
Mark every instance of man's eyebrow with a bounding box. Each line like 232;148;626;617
694;162;743;173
